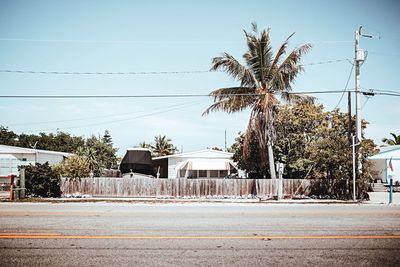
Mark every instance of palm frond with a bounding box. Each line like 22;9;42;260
210;53;256;86
280;92;316;105
202;87;257;116
243;27;273;85
265;32;295;83
270;43;312;94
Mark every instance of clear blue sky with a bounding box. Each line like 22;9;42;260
0;0;399;155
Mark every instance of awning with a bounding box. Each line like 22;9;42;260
176;158;236;171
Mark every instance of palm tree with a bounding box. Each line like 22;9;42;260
75;146;100;177
203;23;313;179
152;135;177;157
382;133;400;146
138;141;151;149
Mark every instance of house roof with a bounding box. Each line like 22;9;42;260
0;144;70;157
152;149;233;160
368;145;400;160
0;154;18;160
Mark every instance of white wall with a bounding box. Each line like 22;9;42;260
387;159;400;183
371;159;386;182
165;151;234;179
37;152;65;165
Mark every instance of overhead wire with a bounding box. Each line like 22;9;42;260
0;59;351;75
0;38;355;44
25;99;206;133
333;61;354;109
0;91;357;99
8;100;201;127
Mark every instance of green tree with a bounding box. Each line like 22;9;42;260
84;134;118;170
231;131;269;178
24;163;61;197
102;130;113;145
382;133;400;146
75;146;100;177
151;135;177;157
55;155;91;179
231;103;378;199
203;23;313;179
0;126;18;146
138;141;151;149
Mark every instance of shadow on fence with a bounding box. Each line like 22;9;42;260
61;177;312;198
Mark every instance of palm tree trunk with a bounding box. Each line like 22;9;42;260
268;141;277;179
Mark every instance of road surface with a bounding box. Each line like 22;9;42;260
1;202;399;266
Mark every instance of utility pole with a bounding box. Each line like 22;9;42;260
354;27;364;175
347;92;352;146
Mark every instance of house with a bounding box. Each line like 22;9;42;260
152;149;240;179
0;144;70;180
368;145;400;183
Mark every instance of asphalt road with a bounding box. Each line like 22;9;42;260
1;202;399;266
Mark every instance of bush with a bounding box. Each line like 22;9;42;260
55;155;91;179
24;162;61;197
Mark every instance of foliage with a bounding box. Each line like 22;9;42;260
0;126;18;145
0;127;86;153
382;133;400;146
138;141;151;149
84;133;118;170
208;147;223;151
231;132;269;178
139;135;178;157
54;155;90;179
23;163;61;197
203;23;313;179
231;103;378;199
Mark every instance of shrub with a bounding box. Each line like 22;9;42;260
55;155;91;179
24;162;61;197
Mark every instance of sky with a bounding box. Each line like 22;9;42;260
0;0;399;156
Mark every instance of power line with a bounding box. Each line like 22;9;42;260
0;70;211;75
8;101;199;127
0;92;347;99
1;89;398;99
26;100;205;133
334;61;354;109
369;51;400;57
0;38;355;44
0;59;351;75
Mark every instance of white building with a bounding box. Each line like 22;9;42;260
368;145;400;183
152;149;241;179
0;144;70;179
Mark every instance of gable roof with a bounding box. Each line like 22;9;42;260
368;145;400;160
152;149;233;160
0;144;70;157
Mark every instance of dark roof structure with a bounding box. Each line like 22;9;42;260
119;148;154;176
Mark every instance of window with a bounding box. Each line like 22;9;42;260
219;170;228;178
210;170;219;178
188;170;198;179
22;158;27;162
198;170;207;178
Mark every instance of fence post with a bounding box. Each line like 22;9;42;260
276;163;284;200
389;178;393;205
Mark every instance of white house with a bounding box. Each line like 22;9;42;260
368;145;400;183
0;144;70;179
152;149;241;179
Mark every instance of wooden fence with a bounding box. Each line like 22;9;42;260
61;177;311;198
